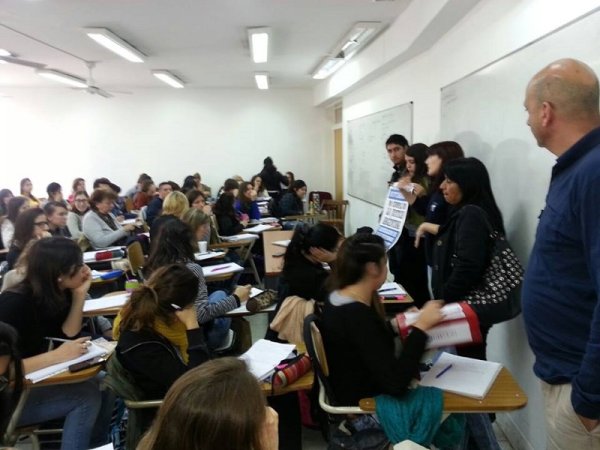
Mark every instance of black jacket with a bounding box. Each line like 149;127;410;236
431;205;492;302
259;166;289;193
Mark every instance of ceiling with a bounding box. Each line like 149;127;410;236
0;0;411;91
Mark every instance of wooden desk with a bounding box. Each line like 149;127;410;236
263;230;294;277
358;367;527;413
27;365;103;387
281;213;326;225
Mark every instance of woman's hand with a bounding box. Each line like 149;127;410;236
413;300;444;331
414;222;440;248
309;246;337;263
123;223;136;232
174;306;200;330
116;215;125;223
52;337;92;362
72;265;92;299
234;285;252;302
412;184;426;197
260;406;279;450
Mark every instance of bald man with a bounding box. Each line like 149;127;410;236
522;59;600;448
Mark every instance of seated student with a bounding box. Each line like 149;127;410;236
285;171;295;190
138;358;279;450
6;208;51;270
181;175;198;194
0;188;14;216
114;264;210;401
321;233;443;406
235;181;261;222
149;191;189;242
45;201;72;238
133;179;156;210
20;178;40;207
0;238;111;450
146;182;173;226
279;180;307;217
1;196;30;249
67;177;86;205
186;189;213;216
144;220;251;350
251;174;270;199
182;208;212;246
67;191;90;240
213;191;246;236
93;177;134;220
82;189;136;249
46;182;64;204
192;172;212;199
125;173;152;200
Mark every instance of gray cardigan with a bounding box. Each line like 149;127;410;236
82;210;128;249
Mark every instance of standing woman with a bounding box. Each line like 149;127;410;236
138;358;279;450
82;189;136;249
235;181;261;222
0;237;108;450
6;208;51;270
144;220;251;350
67;191;90;240
415;141;465;289
259;157;289;202
45;201;72;238
20;178;40;207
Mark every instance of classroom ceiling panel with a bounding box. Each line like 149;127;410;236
0;0;413;89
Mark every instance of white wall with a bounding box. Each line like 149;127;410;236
0;88;332;198
322;0;600;449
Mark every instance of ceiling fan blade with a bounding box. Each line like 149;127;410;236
0;56;46;69
107;89;132;95
96;89;113;98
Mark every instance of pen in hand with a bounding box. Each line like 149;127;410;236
435;364;453;379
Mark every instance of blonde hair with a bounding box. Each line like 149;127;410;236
162;191;189;218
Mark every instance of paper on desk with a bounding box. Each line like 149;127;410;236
221;233;259;242
201;262;244;277
83;293;130;312
240;339;296;381
273;240;291;248
245;224;277;233
378;282;407;296
194;250;225;261
419;352;502;399
25;342;109;383
119;218;138;225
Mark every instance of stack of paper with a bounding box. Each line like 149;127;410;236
25;342;109;383
245;224;277;233
194;250;226;261
201;262;244;277
240;339;296;381
419;352;502;399
273;240;291;248
378;282;407;297
83;293;130;312
221;233;259;242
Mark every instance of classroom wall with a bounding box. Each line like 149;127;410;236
0;87;333;198
318;0;600;449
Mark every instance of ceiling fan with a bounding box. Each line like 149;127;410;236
74;61;131;98
0;54;46;69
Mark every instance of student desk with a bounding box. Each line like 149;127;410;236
260;343;314;396
281;213;326;226
358;367;527;413
263;230;294;277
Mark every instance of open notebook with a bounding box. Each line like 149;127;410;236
419;352;502;399
239;339;296;381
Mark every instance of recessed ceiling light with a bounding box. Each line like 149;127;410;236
36;69;88;88
248;28;270;63
255;72;269;90
152;70;185;89
85;28;145;63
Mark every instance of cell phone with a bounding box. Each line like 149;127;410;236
68;356;106;373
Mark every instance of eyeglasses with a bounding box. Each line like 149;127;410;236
34;221;49;227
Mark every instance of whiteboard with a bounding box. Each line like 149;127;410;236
440;9;600;266
347;103;413;206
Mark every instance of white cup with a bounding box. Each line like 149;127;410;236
198;241;208;254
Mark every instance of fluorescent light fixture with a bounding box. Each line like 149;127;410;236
254;72;269;90
0;49;11;57
312;58;345;80
36;69;88;88
85;28;145;63
248;27;270;63
152;70;185;88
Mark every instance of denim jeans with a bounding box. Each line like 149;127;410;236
17;377;102;450
205;290;232;349
460;413;500;450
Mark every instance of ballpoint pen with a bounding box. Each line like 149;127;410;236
435;364;453;379
210;265;230;272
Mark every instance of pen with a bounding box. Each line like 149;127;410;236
435;364;453;379
209;265;230;272
378;287;398;293
45;337;91;347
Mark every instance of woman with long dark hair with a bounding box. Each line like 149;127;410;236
138;358;278;450
0;237;108;450
6;207;50;270
235;181;261;222
1;196;29;250
0;322;24;438
0;188;13;216
279;180;306;217
213;191;246;236
145;220;250;350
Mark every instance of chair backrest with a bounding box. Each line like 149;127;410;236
303;314;337;403
321;200;348;220
127;241;145;278
308;191;333;204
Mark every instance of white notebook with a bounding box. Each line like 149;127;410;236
419;352;502;399
201;262;244;277
239;339;295;381
83;293;130;312
221;233;259;242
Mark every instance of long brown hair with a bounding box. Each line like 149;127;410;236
137;358;268;450
119;264;198;333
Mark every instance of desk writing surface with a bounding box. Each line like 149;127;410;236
27;365;102;387
358;367;527;413
260;342;314;395
263;230;294;277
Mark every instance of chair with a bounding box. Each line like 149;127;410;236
320;200;349;235
104;356;163;450
127;241;145;279
124;196;135;213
